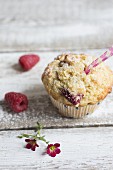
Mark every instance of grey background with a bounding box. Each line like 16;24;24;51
0;0;113;51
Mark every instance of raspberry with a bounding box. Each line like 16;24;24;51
19;54;40;71
61;88;84;105
5;92;28;113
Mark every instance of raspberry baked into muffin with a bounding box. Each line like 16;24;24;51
42;53;113;118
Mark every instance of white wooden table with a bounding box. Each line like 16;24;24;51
0;0;113;169
0;50;113;170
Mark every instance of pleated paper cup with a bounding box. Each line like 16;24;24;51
50;96;100;118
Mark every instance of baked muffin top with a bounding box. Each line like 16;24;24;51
42;53;113;106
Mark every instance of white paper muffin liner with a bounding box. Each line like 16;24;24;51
50;96;100;118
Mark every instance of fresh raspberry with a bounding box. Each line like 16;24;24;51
19;54;40;71
61;88;84;105
5;92;28;113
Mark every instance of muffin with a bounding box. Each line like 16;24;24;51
42;53;113;118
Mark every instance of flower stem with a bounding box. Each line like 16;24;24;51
18;122;49;144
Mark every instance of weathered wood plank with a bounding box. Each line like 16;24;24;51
0;0;113;51
0;49;113;130
0;127;113;169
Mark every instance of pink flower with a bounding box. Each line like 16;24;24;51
47;143;61;157
25;139;39;151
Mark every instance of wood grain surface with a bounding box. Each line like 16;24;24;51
0;0;113;51
1;0;113;168
0;49;113;130
0;127;113;169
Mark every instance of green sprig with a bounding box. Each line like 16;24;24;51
17;122;49;145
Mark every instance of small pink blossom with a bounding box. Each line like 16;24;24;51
47;143;61;157
25;139;39;151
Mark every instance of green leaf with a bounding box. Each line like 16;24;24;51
22;134;30;138
42;135;45;138
17;135;23;139
37;136;49;144
36;122;43;131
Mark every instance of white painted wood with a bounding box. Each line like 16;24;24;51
0;0;113;51
0;127;113;169
0;49;113;129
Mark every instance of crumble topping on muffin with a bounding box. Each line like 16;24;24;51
42;53;113;106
